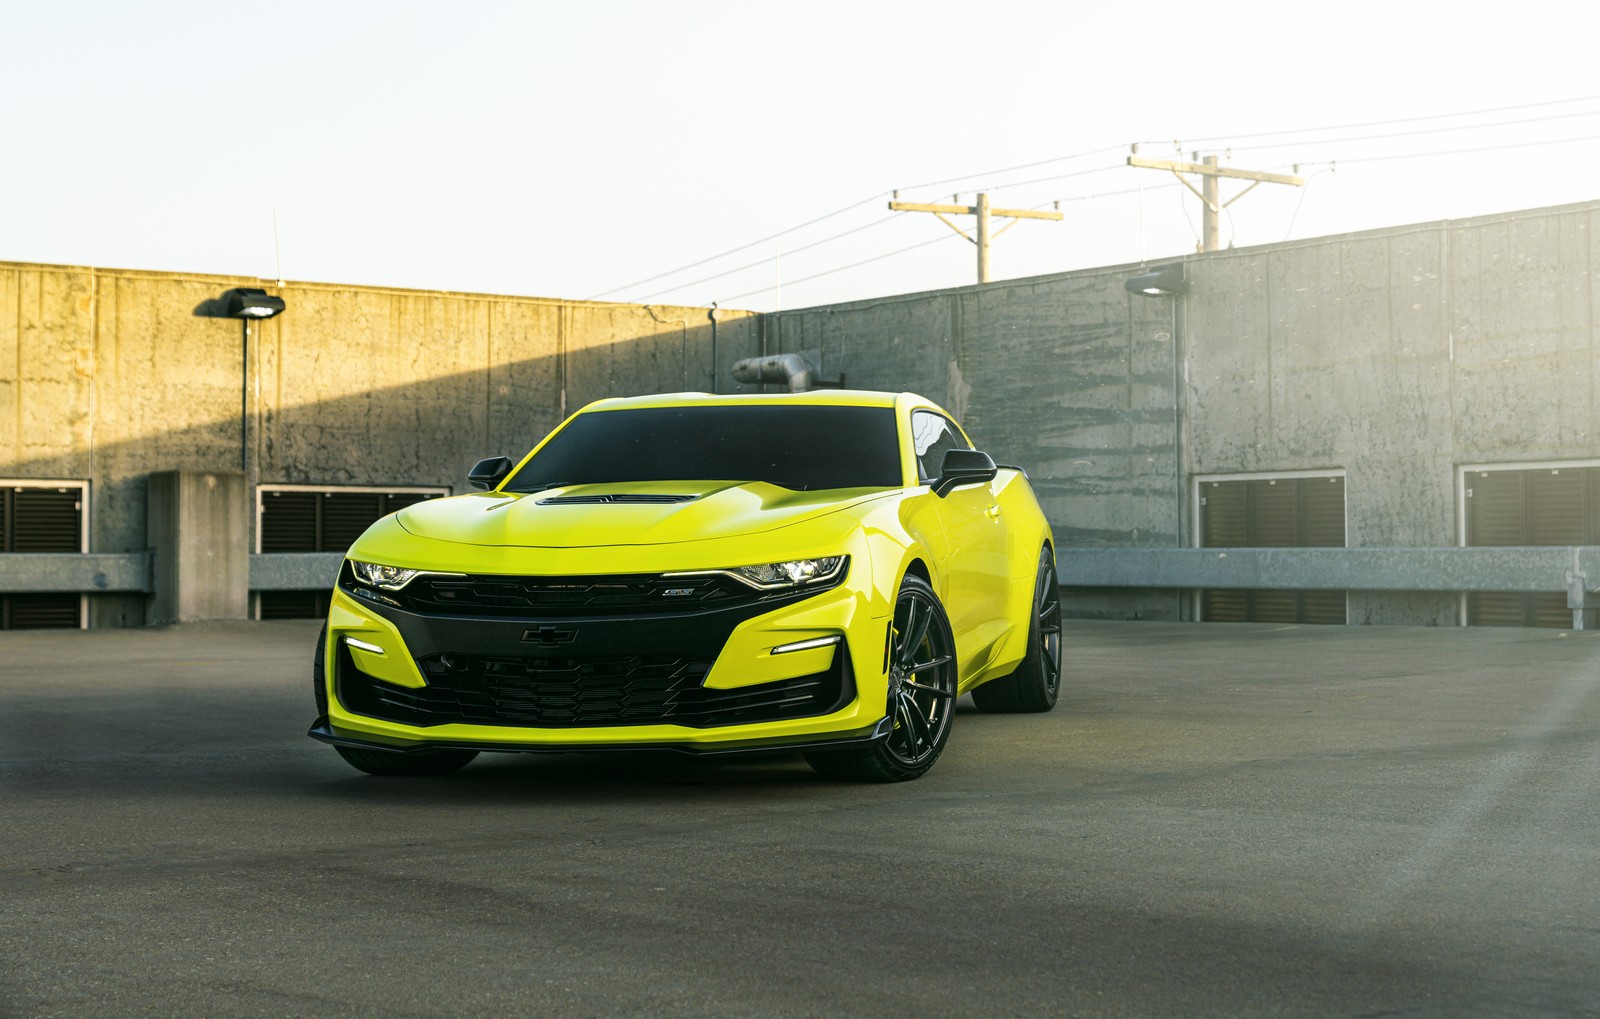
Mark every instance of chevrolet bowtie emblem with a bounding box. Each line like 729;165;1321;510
521;625;577;647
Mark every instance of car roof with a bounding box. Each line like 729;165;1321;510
578;391;944;414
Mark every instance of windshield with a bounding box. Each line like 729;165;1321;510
504;404;902;492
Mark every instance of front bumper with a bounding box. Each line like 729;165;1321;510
317;565;892;753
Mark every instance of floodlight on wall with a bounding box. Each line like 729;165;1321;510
1124;264;1190;297
225;287;286;319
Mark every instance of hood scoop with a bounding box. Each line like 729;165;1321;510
535;493;701;506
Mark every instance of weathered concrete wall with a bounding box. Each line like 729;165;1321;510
0;263;758;625
1184;204;1599;623
768;267;1187;619
770;201;1600;625
768;270;1182;544
9;201;1600;628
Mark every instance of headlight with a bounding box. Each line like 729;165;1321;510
729;556;847;589
349;560;423;590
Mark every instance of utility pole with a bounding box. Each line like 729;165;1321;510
1127;151;1303;252
889;192;1063;284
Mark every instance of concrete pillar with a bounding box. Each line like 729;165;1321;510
147;471;249;624
1567;574;1598;631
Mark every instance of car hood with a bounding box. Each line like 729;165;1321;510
395;481;895;548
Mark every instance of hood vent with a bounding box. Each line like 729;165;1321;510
536;493;700;506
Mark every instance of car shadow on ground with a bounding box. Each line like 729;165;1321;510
293;702;1006;805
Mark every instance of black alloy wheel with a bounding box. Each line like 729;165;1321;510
971;546;1062;713
806;574;957;782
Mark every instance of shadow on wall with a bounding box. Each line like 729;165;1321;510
1;305;765;629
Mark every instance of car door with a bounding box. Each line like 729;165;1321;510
910;410;1011;660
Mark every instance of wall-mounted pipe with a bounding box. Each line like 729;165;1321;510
731;352;815;393
708;303;720;394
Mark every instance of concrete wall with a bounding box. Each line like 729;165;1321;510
7;200;1599;628
767;264;1186;619
769;201;1600;624
0;263;758;625
1182;205;1599;623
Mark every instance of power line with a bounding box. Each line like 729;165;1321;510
1299;131;1600;167
602;96;1600;309
1144;93;1600;148
679;129;1600;308
898;143;1128;193
1052;181;1184;204
587;191;889;299
718;234;959;305
627;212;903;302
955;161;1126;196
1213;107;1600;155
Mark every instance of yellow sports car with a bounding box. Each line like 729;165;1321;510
308;390;1059;782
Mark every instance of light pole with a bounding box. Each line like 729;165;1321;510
1126;264;1192;615
224;288;286;474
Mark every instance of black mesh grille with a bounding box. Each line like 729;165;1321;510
336;646;847;728
388;572;768;617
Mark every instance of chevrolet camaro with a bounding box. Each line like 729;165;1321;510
308;390;1060;782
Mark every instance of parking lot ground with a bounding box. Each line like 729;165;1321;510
2;618;1599;1017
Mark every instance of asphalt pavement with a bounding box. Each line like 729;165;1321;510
2;618;1599;1017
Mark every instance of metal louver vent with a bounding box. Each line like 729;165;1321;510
1465;465;1600;628
256;487;445;620
260;489;444;554
1199;475;1347;625
2;484;86;630
260;491;318;553
7;488;82;552
321;493;385;551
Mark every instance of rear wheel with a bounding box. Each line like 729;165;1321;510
805;574;957;782
971;546;1061;713
334;744;479;777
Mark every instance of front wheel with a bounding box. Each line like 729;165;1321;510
971;545;1061;713
805;574;957;782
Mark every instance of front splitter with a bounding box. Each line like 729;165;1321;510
307;715;893;757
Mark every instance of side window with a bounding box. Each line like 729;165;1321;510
911;411;970;483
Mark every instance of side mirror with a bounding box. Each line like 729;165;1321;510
468;456;515;491
934;449;998;497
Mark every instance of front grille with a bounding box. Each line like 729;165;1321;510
335;646;849;729
380;572;766;617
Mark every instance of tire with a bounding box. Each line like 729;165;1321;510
805;574;957;782
971;546;1061;714
334;744;479;777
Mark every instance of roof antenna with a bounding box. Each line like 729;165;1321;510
272;207;285;287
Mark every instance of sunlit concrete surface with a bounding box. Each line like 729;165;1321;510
3;620;1599;1017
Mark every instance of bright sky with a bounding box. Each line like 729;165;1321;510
4;1;1599;313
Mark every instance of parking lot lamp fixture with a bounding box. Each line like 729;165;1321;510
224;288;287;473
1124;264;1190;298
